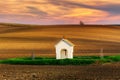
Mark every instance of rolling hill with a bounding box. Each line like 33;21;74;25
0;23;120;58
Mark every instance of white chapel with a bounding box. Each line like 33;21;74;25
55;38;74;59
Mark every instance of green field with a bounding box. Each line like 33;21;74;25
0;55;120;65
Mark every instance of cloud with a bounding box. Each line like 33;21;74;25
26;6;49;17
48;0;120;15
0;0;120;24
95;4;120;15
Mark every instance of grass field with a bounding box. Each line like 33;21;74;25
0;23;120;59
0;55;120;65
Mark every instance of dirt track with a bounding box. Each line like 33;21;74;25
0;63;120;80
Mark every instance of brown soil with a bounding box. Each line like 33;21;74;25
0;63;120;80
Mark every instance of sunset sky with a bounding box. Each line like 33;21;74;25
0;0;120;25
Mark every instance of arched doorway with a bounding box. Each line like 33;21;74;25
60;49;68;59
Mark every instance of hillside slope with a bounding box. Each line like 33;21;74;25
0;23;120;58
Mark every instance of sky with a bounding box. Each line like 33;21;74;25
0;0;120;25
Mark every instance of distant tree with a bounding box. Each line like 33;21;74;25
80;21;84;25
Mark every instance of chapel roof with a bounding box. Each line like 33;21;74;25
55;38;75;47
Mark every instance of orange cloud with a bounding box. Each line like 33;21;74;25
0;0;120;24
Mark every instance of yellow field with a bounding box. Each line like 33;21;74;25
0;23;120;59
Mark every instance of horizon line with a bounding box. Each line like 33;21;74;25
0;22;120;26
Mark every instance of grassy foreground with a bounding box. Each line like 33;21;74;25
0;55;120;65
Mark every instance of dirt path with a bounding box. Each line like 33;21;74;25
0;63;120;80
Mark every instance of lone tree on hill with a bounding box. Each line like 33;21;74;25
80;21;84;25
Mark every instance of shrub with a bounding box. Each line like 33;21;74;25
0;58;96;65
107;56;120;62
74;56;100;59
0;55;120;65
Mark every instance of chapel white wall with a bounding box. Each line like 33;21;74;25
55;41;74;59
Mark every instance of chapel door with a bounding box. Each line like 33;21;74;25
61;49;67;59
